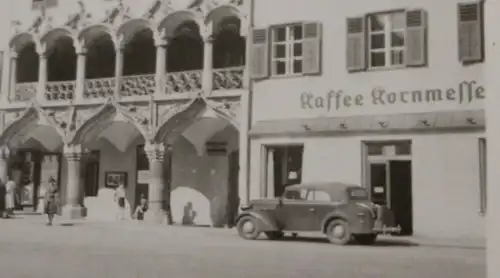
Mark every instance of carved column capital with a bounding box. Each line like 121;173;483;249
153;31;169;47
63;144;83;162
0;146;11;161
144;143;165;163
202;33;214;44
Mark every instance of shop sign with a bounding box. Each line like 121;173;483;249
300;80;484;111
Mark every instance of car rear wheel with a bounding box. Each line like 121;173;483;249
354;234;377;245
236;216;261;240
265;231;284;240
325;219;351;245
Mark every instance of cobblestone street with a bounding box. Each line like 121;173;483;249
0;216;485;278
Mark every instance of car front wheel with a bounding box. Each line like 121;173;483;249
354;234;377;245
236;216;261;240
325;219;351;245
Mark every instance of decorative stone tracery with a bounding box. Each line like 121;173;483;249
7;0;248;103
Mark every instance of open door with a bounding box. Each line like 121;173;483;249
389;160;413;235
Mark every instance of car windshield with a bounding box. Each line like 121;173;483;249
349;188;368;200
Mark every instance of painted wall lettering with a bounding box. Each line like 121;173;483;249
300;81;484;111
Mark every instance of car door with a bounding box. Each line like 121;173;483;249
305;189;334;230
277;189;317;231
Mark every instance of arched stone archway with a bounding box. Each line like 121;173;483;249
213;17;245;69
16;42;39;83
9;33;39;101
47;36;77;82
79;24;116;80
0;106;65;151
167;21;204;72
69;101;151;148
122;30;156;76
161;97;241;227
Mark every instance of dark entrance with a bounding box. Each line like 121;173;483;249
366;141;413;235
135;145;150;210
264;145;304;198
227;150;239;227
9;150;62;212
84;151;100;198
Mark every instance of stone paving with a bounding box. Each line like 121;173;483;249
0;215;486;278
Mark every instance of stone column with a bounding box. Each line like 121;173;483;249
202;33;214;95
0;146;9;214
144;143;168;224
62;145;87;220
2;51;12;102
485;1;500;276
37;52;47;102
154;36;168;96
75;48;86;102
114;46;124;97
238;25;253;207
0;146;10;185
9;52;17;101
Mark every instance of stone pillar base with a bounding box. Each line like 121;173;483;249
62;204;87;220
144;209;169;224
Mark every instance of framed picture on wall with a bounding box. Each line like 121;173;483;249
105;172;127;189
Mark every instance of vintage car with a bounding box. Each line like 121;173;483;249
235;182;401;245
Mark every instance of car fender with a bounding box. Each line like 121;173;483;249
236;211;279;232
320;211;350;233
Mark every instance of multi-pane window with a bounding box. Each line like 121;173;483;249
271;25;304;76
368;12;406;68
346;9;426;72
251;22;321;79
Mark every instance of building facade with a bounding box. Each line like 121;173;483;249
0;0;488;240
247;0;486;239
0;0;252;226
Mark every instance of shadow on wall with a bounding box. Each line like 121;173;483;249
180;198;227;228
182;202;197;225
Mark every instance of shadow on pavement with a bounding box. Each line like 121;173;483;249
270;236;419;247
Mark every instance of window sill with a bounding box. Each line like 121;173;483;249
367;65;407;72
269;73;316;80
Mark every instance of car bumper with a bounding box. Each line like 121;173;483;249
373;225;401;234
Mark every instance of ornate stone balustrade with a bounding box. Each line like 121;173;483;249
213;66;244;90
166;70;202;95
120;74;156;98
45;81;76;101
84;77;116;99
14;82;37;101
8;66;245;103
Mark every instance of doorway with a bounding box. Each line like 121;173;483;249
365;141;413;235
227;150;239;227
263;145;304;198
84;151;100;198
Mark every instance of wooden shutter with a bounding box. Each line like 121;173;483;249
0;51;3;96
346;17;366;72
250;28;269;80
302;22;322;75
405;10;427;67
458;2;483;63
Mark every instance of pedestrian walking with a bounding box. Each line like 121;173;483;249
114;183;126;220
44;176;59;226
133;194;148;221
4;177;17;218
